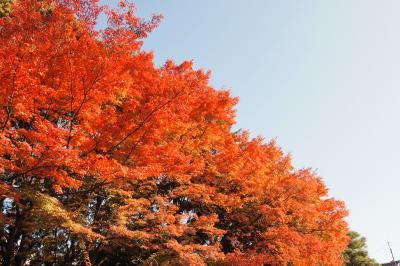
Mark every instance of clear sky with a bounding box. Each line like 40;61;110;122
102;0;400;262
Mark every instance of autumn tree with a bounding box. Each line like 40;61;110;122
0;0;349;265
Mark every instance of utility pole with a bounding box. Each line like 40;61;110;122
388;241;396;263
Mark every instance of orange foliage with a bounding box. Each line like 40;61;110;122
0;0;349;265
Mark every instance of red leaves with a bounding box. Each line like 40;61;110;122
0;0;349;265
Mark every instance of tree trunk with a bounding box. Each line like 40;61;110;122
3;207;21;266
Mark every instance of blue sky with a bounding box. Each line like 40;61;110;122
102;1;400;262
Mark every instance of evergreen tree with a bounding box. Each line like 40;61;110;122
344;231;379;266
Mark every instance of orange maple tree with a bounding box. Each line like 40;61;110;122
0;0;349;265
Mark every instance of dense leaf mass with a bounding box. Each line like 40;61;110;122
344;232;378;266
0;0;349;265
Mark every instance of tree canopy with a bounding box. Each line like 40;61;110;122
344;231;379;266
0;0;349;265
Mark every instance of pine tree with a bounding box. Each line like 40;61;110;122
344;231;379;266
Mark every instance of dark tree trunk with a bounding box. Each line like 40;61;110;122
14;232;27;266
3;207;21;266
